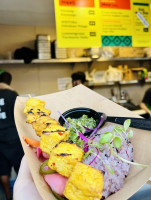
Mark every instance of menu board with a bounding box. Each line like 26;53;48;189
54;0;151;47
55;0;100;47
132;0;151;46
97;0;132;46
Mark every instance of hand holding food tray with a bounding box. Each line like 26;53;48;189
14;85;151;200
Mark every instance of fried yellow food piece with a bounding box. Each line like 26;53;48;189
48;142;84;177
32;116;59;136
40;126;70;155
42;124;66;134
64;162;104;200
24;98;46;114
26;107;51;124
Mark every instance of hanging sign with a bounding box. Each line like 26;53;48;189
132;0;151;47
97;0;132;46
55;0;100;47
54;0;151;47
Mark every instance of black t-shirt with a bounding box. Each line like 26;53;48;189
142;88;151;109
0;89;19;142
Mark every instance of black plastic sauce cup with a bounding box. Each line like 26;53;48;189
58;107;101;136
59;107;151;132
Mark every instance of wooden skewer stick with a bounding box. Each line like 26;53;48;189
28;94;32;98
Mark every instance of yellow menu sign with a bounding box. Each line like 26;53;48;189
97;0;132;36
132;0;151;47
55;0;151;47
55;0;100;47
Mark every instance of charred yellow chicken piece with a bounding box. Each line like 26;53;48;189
26;107;51;124
32;116;59;136
42;124;66;133
64;162;104;200
23;98;104;200
24;98;46;115
48;142;84;177
40;125;70;155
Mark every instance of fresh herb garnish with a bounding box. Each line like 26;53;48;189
124;119;131;131
58;111;148;174
128;130;133;139
69;131;85;149
83;149;93;159
113;136;122;149
111;148;148;168
64;114;96;134
99;132;113;145
99;130;122;149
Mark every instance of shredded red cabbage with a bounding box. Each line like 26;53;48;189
83;126;95;131
89;116;104;138
78;132;88;142
84;143;89;152
89;148;99;165
58;111;70;127
126;146;129;158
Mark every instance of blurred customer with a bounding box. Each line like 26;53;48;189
140;88;151;116
71;71;86;87
0;70;24;200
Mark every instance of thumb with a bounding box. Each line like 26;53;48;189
16;155;32;180
13;155;42;200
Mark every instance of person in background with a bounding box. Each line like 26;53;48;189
0;70;24;200
140;88;151;117
71;71;86;87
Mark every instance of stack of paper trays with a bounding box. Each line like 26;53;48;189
55;40;67;59
37;35;51;59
